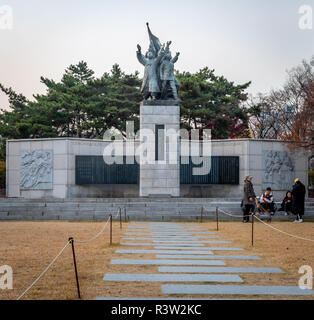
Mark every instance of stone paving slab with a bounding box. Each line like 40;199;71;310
150;229;209;231
154;246;244;250
155;227;211;229
184;231;217;234
127;226;149;228
126;232;193;234
127;228;152;230
148;227;194;229
151;236;219;239
150;232;216;234
96;297;250;300
153;240;231;244
152;236;219;239
122;237;190;240
149;222;184;224
148;232;216;234
110;259;226;266
122;243;205;247
116;249;214;254
162;284;314;296
103;273;243;283
120;243;154;246
150;234;213;236
124;233;217;237
124;233;155;235
122;237;220;240
125;233;193;235
126;227;150;229
124;231;215;237
158;267;283;273
125;232;193;237
156;255;261;260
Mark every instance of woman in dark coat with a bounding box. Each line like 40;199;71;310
291;179;306;223
278;191;293;215
242;175;256;223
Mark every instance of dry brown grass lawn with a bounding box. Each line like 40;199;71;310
0;220;313;300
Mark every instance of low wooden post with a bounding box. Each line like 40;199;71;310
216;207;219;231
69;237;81;299
200;206;203;223
110;214;112;245
251;211;254;246
119;207;122;230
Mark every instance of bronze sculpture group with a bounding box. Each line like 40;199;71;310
136;23;180;101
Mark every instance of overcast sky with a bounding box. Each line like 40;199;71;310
0;0;313;109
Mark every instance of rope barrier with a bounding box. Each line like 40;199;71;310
75;215;111;244
75;208;121;244
205;207;253;218
16;207;125;300
215;207;314;243
253;214;314;243
17;240;71;300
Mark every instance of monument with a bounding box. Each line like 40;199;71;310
137;24;181;197
4;25;309;201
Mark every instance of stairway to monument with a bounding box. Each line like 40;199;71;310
0;198;313;221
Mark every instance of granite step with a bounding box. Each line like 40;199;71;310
1;198;313;221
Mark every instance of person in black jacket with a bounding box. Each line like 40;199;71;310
242;175;256;223
278;191;293;215
291;179;306;223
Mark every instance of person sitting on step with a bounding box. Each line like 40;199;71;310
278;191;293;216
256;187;276;222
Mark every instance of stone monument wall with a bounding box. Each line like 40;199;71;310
6;138;308;200
181;139;308;200
6;138;140;199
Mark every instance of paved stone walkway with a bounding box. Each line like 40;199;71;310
98;222;314;299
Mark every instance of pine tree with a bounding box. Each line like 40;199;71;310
177;67;251;139
0;61;141;139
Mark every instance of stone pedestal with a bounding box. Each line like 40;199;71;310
139;101;180;197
